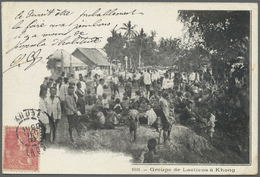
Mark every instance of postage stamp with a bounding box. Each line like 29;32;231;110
3;126;39;171
2;2;258;175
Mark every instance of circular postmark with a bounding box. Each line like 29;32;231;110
15;109;50;147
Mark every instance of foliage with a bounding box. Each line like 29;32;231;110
178;11;250;84
46;58;57;70
178;11;250;156
157;37;177;66
105;23;160;69
120;21;138;40
104;28;126;66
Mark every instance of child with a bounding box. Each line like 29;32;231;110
143;138;160;163
85;89;94;105
138;98;148;124
206;111;216;145
128;103;140;142
138;96;149;114
133;90;140;100
125;78;132;99
152;109;163;144
149;90;160;110
95;95;103;108
102;93;109;116
113;98;122;125
108;94;116;110
114;98;122;114
145;104;157;126
121;92;130;117
130;91;141;109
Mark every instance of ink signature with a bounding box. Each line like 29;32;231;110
3;49;43;74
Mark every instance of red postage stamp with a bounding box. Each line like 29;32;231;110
3;126;40;171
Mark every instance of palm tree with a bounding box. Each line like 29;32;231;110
120;21;138;69
120;21;138;40
136;28;147;67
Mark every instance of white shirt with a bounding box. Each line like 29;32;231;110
102;99;109;109
145;108;157;126
44;96;61;120
189;72;196;81
127;73;133;80
151;73;157;81
47;88;50;97
143;72;152;85
159;97;170;118
162;78;173;89
171;72;175;79
96;84;104;98
135;73;141;80
56;84;60;97
209;114;216;127
155;71;160;80
112;77;119;85
80;81;86;94
59;83;69;101
39;97;49;124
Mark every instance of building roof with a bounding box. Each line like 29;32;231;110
47;49;86;67
73;48;110;66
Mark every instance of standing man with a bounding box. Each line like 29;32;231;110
136;70;141;88
56;77;62;98
76;82;85;114
159;91;172;143
97;78;105;98
69;74;78;84
49;78;54;87
65;86;78;142
151;69;157;90
93;74;100;94
111;73;119;95
45;87;61;142
59;77;69;115
39;87;50;143
79;76;87;94
143;69;152;99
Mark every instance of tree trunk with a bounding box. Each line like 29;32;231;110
61;50;64;72
139;47;142;68
130;57;132;69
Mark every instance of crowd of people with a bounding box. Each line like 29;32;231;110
38;66;248;163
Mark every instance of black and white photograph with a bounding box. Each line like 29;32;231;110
2;2;257;175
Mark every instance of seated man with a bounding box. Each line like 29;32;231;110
179;100;196;126
97;106;106;129
113;98;123;125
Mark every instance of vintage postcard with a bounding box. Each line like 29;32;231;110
2;2;258;175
